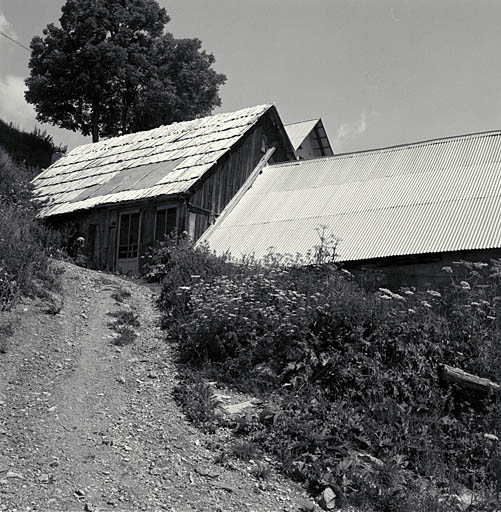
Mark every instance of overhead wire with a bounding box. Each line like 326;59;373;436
0;31;30;52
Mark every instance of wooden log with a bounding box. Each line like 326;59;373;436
439;364;501;395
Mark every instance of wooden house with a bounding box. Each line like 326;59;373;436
33;105;295;273
201;130;501;288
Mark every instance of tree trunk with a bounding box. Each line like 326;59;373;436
91;101;99;143
439;364;501;395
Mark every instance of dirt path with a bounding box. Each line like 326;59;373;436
0;262;310;512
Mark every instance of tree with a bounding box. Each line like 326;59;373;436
25;0;226;143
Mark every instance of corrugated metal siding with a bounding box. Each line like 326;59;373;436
33;105;272;217
201;131;501;262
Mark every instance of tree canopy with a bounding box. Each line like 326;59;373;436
25;0;226;142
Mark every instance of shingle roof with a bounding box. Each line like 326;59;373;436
33;104;273;217
201;130;501;262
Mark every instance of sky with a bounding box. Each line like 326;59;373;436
1;0;501;154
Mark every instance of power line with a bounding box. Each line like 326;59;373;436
0;31;30;52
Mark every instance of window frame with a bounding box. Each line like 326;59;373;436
153;205;178;243
117;209;141;261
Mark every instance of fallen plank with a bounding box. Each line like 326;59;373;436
439;364;501;395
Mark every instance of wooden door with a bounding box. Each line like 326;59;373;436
117;210;141;274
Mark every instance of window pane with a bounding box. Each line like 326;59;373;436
166;208;177;235
118;212;140;259
129;213;140;257
155;209;166;241
118;213;130;258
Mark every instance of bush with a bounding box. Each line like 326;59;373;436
111;287;131;303
156;239;501;508
143;234;246;328
0;148;62;309
107;308;140;346
0;118;65;170
173;374;222;433
108;310;140;329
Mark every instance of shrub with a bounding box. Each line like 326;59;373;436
0;119;65;170
251;462;271;480
111;288;131;303
144;234;247;328
0;148;62;309
112;325;137;346
108;310;140;329
231;439;259;462
107;308;140;346
156;239;501;508
173;375;222;433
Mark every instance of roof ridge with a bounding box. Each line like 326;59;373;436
67;103;274;155
267;129;501;168
284;118;320;127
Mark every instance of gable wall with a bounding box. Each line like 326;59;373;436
187;113;294;240
296;133;319;160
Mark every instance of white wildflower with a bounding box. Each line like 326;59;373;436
379;288;405;300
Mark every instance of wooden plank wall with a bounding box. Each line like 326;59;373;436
47;109;295;269
50;197;183;272
188;114;294;240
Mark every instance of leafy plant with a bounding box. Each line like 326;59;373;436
111;288;131;303
112;325;137;346
250;462;271;480
231;440;258;462
108;309;140;329
155;238;501;509
0;148;62;311
173;376;222;433
107;308;140;346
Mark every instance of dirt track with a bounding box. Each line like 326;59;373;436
0;262;309;512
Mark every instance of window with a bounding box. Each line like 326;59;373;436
118;211;140;259
155;207;177;241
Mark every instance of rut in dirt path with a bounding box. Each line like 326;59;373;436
0;261;310;512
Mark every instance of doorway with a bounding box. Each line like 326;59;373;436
117;210;141;274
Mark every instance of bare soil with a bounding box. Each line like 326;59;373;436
0;261;311;512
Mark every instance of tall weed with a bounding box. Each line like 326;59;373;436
156;238;501;508
0;148;61;309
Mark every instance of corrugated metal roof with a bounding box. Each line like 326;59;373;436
284;119;319;150
33;104;273;217
201;130;501;262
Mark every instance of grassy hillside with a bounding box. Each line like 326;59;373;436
0;147;62;313
0;118;65;171
148;238;501;511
